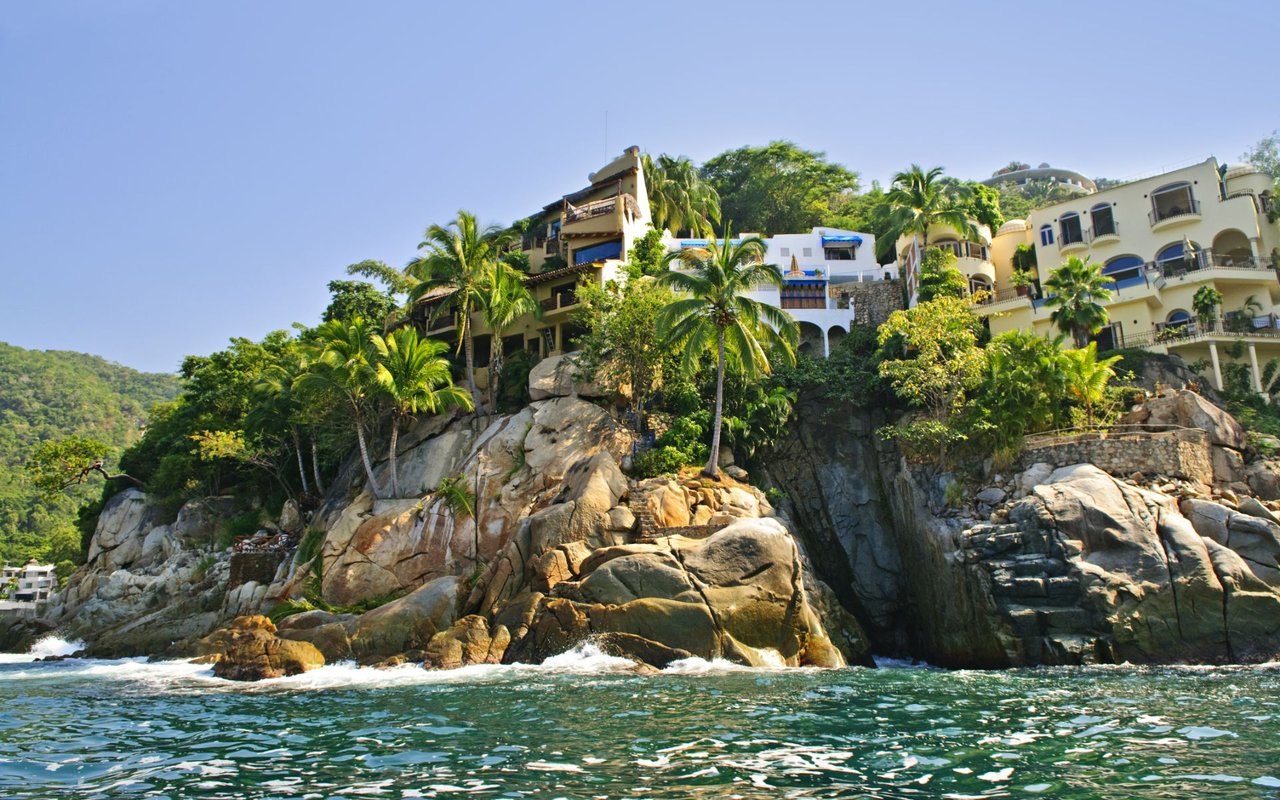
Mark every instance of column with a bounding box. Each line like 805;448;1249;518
1249;342;1264;393
823;331;831;359
1209;342;1224;391
1250;237;1262;261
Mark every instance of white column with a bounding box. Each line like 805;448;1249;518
1209;342;1224;391
823;331;831;358
1249;342;1264;393
1250;237;1262;260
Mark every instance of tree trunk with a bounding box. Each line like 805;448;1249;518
291;427;310;495
463;313;480;411
310;437;325;495
388;410;401;499
704;330;726;478
354;410;380;500
488;337;505;412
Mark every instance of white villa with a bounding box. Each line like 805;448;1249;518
670;227;894;357
0;560;56;612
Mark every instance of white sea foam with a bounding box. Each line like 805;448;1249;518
0;634;87;664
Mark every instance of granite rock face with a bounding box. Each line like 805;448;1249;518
196;615;324;681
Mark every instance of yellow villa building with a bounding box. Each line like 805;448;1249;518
902;157;1280;393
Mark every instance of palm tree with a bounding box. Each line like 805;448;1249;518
407;210;512;407
1062;342;1121;427
878;164;979;261
643;153;721;237
657;231;798;477
250;342;313;496
295;318;382;499
1044;256;1113;348
370;328;473;498
479;262;541;410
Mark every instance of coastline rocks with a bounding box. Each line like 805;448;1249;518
527;352;606;401
503;517;871;668
196;615;324;681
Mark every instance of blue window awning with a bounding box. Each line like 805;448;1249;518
574;240;623;265
821;235;862;247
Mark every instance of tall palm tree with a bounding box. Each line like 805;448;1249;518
295;317;382;499
1044;256;1113;348
370;328;473;498
250;342;312;495
657;231;798;477
1062;342;1121;427
479;262;541;410
643;153;721;237
408;210;511;407
878;164;979;261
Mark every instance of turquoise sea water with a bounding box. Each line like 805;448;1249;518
0;640;1278;799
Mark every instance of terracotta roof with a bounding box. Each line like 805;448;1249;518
523;262;597;286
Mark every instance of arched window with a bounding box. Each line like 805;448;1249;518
1151;181;1197;223
1156;242;1185;262
1039;224;1054;246
1166;309;1192;325
1103;255;1145;284
1059;212;1084;246
1090;203;1116;237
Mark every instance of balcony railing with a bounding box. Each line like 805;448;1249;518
540;293;579;312
1151;250;1277;280
932;240;988;260
1057;227;1087;250
1117;315;1280;349
564;193;641;225
1148;198;1201;227
972;287;1031;306
1088;220;1119;240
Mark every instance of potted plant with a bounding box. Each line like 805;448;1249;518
1011;269;1034;297
1192;285;1223;332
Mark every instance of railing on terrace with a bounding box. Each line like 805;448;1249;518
1057;228;1087;250
1117;315;1280;349
1148;198;1201;226
564;194;639;224
1151;250;1277;279
972;287;1028;305
932;240;988;260
1023;423;1207;449
1088;220;1119;240
539;293;579;312
521;232;547;250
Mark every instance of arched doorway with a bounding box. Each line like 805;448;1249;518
797;322;825;358
827;325;846;356
1211;229;1253;266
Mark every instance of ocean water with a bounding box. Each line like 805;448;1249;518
1;638;1278;799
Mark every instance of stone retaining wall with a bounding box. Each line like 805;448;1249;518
1021;431;1212;485
228;552;286;590
846;280;902;329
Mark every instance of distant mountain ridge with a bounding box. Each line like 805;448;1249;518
0;341;180;567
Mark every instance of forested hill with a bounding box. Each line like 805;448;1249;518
0;342;180;568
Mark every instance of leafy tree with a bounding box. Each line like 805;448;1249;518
657;232;798;476
960;182;1004;232
771;324;888;409
1192;286;1224;328
574;276;675;426
323;280;397;327
1061;343;1121;427
370;328;472;498
407;210;512;406
643;153;721;236
478;263;541;410
625;229;666;278
995;179;1079;219
877;296;987;466
700;141;859;235
1242;129;1280;221
972;331;1070;447
916;247;968;302
879;165;978;261
295;318;382;499
25;436;137;495
1044;256;1112;348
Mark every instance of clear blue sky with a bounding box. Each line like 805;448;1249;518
2;1;1276;373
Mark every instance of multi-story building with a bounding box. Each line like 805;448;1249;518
905;157;1280;393
981;163;1097;195
410;147;654;384
0;560;56;611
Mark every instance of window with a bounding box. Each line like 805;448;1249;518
824;248;853;260
802;247;812;257
1039;225;1054;246
1059;212;1084;246
1150;182;1197;223
1091;204;1116;237
1103;255;1145;284
779;247;790;258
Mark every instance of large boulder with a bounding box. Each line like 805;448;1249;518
1122;389;1247;452
347;576;463;662
503;517;872;668
197;615;325;681
527;352;606;401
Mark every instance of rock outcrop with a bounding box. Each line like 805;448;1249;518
196;615;325;681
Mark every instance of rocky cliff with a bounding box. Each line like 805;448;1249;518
26;360;1280;672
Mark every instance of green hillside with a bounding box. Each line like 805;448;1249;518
0;342;180;568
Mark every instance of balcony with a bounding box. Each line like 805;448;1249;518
561;194;641;238
540;292;579;314
1088;220;1120;245
1119;315;1280;350
931;240;988;260
1057;227;1088;254
1149;198;1202;230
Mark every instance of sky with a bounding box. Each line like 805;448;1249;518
1;0;1276;373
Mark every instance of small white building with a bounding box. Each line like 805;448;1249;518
670;227;895;357
0;560;56;611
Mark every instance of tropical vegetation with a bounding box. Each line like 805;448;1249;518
1043;256;1113;348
